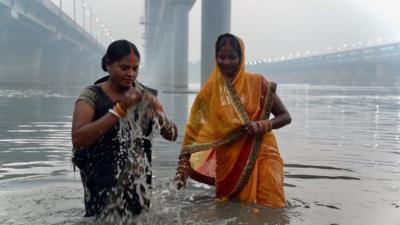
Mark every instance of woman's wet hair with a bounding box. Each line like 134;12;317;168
101;40;140;72
215;33;242;60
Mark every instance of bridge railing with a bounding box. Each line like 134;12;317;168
250;43;400;70
48;0;113;48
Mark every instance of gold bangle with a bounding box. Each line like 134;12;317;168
259;120;272;132
266;120;272;132
108;109;121;118
114;102;127;118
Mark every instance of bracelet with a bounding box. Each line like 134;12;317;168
177;166;189;173
108;109;121;118
267;120;272;132
178;154;190;161
255;121;262;133
179;158;190;164
114;102;127;118
176;171;188;179
258;120;273;133
263;120;272;132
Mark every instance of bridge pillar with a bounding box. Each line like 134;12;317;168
373;63;397;86
39;38;101;85
352;64;374;86
0;30;44;83
201;0;231;85
0;43;42;83
67;48;86;82
40;40;71;83
337;66;355;86
171;0;195;88
162;26;175;88
65;48;101;85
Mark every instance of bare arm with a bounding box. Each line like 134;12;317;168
71;100;119;149
245;82;292;134
142;92;178;141
269;93;291;129
158;113;178;141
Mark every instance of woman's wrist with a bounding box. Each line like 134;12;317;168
258;120;272;133
157;111;166;125
179;154;190;161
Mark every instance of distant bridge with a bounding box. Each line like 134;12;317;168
0;0;105;84
248;43;400;86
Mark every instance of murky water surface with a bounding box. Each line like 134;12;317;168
0;83;399;225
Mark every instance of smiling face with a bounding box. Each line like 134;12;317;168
106;52;139;90
216;41;241;78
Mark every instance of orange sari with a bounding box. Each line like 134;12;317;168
180;37;286;208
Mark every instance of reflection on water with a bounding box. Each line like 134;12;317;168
0;83;399;225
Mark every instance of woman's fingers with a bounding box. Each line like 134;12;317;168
120;90;164;113
174;173;186;190
142;93;164;112
120;89;142;109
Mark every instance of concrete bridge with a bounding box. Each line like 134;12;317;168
141;0;231;88
0;0;104;85
248;43;400;86
6;0;394;87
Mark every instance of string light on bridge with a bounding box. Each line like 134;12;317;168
250;37;394;66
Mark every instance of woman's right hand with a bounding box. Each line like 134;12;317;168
174;172;187;190
244;121;260;135
119;87;142;110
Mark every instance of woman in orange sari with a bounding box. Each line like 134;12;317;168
175;33;291;208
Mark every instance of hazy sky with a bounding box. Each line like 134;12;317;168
56;0;400;62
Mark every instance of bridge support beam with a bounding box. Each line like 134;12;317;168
201;0;231;85
0;45;43;83
142;0;195;89
64;48;100;84
164;28;175;87
40;39;72;83
353;65;374;86
373;63;397;86
171;0;195;88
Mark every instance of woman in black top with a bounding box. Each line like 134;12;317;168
71;40;177;218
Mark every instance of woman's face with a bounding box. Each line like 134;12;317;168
216;43;240;78
107;54;139;89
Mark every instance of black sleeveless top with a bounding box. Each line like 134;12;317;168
75;84;153;217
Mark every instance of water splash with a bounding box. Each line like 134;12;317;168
98;99;178;224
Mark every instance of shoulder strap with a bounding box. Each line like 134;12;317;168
85;85;100;107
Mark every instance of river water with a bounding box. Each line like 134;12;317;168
0;82;399;225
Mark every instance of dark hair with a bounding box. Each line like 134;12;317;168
215;33;242;61
101;40;141;72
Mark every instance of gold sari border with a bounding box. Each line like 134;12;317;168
222;75;249;124
181;126;247;155
229;81;277;197
181;76;254;155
